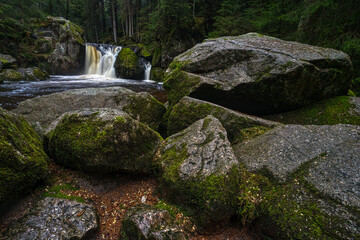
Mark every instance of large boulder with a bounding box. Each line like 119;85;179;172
0;197;98;240
168;96;280;143
115;48;144;80
47;108;162;174
232;124;360;239
46;17;85;75
264;96;360;125
155;115;240;226
120;204;187;240
165;33;353;115
0;108;48;206
233;124;360;181
12;87;166;135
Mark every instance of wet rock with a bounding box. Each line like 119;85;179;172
233;124;360;181
0;53;17;69
12;87;165;135
165;33;353;115
47;108;162;174
0;107;48;206
120;204;187;240
46;17;85;75
0;69;23;82
168;96;280;143
0;197;98;240
264;96;360;125
0;67;48;82
115;48;144;80
155;115;240;226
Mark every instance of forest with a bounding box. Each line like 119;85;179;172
1;0;360;92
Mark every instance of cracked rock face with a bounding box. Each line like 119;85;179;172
0;197;98;240
234;124;360;182
121;204;186;240
156;115;240;226
166;33;353;115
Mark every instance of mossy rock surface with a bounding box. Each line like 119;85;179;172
47;108;162;174
13;87;165;135
155;115;240;226
0;53;17;69
264;96;360;125
0;107;49;206
0;69;23;82
115;48;143;79
150;67;164;82
168;96;280;143
231;123;360;239
166;33;353;115
120;204;187;240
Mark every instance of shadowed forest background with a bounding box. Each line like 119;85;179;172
0;0;359;93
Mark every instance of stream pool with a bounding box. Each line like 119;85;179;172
0;75;165;110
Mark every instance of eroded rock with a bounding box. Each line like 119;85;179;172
0;197;98;240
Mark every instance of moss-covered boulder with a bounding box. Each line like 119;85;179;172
155;115;240;226
13;87;165;135
35;37;53;54
115;48;144;79
0;69;23;82
120;204;187;240
0;53;17;69
264;96;360;125
232;124;360;239
0;67;48;82
150;67;164;82
168;96;280;143
47;108;162;174
166;33;353;115
0;107;49;206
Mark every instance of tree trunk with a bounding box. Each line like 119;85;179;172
100;0;106;34
111;0;117;42
66;0;69;19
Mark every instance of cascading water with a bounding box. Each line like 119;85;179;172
85;44;122;78
144;61;152;80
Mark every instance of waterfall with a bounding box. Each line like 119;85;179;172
84;44;122;78
144;61;151;80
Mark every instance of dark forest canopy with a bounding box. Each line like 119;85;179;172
0;0;359;90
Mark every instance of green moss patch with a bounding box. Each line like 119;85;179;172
0;108;49;204
264;96;360;125
43;184;85;203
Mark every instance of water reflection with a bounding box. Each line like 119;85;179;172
0;75;165;110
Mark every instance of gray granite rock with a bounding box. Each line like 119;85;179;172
120;204;187;240
234;124;360;181
0;197;98;240
156;115;240;226
165;33;353;115
12;87;165;135
0;53;17;69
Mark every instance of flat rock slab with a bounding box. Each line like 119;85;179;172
121;204;186;240
166;33;353;115
168;96;280;142
306;142;360;208
234;124;360;181
0;197;98;240
12;87;165;135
